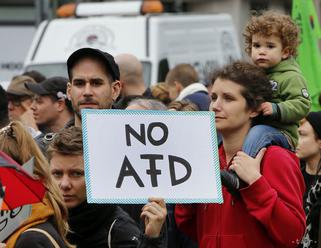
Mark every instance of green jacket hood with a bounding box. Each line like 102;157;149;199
267;57;302;74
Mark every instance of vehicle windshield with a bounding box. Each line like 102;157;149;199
25;61;152;86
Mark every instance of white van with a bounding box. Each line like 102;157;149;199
0;25;36;89
24;1;241;86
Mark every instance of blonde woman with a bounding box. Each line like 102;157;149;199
0;121;73;248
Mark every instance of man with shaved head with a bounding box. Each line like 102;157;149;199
114;53;153;109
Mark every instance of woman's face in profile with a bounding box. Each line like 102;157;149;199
296;120;321;161
209;77;255;134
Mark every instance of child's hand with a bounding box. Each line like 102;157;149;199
260;102;273;116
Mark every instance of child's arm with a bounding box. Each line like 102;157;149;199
261;102;273;116
272;74;310;123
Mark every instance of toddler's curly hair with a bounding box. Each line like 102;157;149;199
244;11;300;57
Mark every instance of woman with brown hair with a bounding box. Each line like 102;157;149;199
175;61;305;247
0;121;73;248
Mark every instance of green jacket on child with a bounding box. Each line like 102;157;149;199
262;57;311;147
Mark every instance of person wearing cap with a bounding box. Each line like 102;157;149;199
22;70;46;83
66;47;121;127
6;75;36;122
64;48;167;247
25;76;74;134
298;112;321;247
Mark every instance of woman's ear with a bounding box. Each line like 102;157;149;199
249;109;260;118
249;103;262;118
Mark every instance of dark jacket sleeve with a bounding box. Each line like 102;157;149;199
15;231;55;248
111;207;167;248
14;220;67;248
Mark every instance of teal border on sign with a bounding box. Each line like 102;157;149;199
82;109;223;204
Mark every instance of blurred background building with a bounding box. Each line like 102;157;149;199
0;0;320;87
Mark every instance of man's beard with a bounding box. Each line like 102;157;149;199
73;97;113;118
74;97;100;119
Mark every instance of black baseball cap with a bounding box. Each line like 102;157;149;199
25;76;68;98
67;48;120;81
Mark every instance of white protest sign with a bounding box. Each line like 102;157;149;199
0;205;31;242
82;109;222;204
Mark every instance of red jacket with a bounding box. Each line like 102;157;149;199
175;146;306;248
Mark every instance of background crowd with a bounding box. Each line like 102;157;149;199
0;10;321;248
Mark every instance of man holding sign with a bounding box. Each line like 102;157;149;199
48;126;167;248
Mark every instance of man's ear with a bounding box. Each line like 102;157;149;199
55;98;65;112
111;80;121;101
67;82;72;100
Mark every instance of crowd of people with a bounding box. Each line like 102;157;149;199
1;10;321;248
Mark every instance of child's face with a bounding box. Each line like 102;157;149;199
251;34;289;69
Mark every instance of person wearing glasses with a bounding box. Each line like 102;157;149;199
6;75;41;138
6;75;35;122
